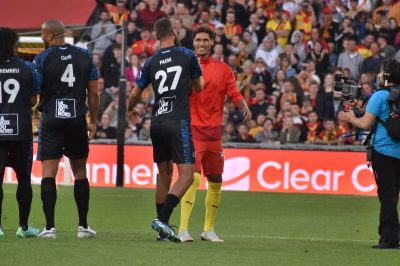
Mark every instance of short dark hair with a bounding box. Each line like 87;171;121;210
154;18;173;41
0;27;19;63
382;59;400;84
193;25;215;41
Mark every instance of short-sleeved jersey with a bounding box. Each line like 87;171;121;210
34;44;99;119
136;46;202;121
0;58;40;140
366;89;400;159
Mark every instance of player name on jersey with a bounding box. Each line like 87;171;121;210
160;57;172;65
0;68;20;74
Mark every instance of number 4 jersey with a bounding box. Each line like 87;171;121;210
136;46;202;121
0;58;40;140
33;44;99;118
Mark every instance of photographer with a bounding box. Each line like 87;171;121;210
343;59;400;249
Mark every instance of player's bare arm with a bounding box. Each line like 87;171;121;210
237;99;252;122
127;86;143;123
192;76;204;92
87;80;99;139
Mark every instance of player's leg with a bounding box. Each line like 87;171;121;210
179;139;204;240
65;116;95;238
0;143;7;239
37;114;63;238
10;141;39;238
202;140;224;242
156;161;173;219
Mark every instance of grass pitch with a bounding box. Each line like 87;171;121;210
0;184;399;266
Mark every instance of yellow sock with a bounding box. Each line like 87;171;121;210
179;172;201;233
204;181;222;232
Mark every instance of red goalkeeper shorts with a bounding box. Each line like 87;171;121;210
194;139;224;176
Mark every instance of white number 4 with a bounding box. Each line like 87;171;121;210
155;66;182;94
61;64;76;87
0;79;20;103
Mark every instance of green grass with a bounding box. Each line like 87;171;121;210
0;184;399;265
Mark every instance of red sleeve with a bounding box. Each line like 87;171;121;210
225;65;244;107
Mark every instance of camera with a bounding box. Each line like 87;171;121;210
333;74;361;101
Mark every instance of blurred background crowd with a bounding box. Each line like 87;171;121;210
33;0;400;145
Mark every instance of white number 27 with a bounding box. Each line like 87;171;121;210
0;79;20;103
155;66;182;94
61;64;76;87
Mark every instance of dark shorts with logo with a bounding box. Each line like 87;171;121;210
37;113;88;161
150;119;195;164
0;140;33;180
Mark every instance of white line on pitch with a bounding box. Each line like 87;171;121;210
229;235;375;243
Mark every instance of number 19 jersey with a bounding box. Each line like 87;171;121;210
136;46;202;121
33;44;99;118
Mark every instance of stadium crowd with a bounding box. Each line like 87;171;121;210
40;0;400;145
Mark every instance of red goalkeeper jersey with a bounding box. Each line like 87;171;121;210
190;56;244;140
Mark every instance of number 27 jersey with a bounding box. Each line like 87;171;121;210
136;46;202;121
33;44;99;118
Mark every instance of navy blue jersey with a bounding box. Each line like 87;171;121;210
136;46;202;121
0;58;40;140
34;44;99;118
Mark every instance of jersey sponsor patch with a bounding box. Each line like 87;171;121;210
156;96;175;116
0;114;18;135
55;99;76;118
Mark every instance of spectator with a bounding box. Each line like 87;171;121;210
103;44;123;89
361;42;385;79
306;41;329;80
222;122;236;142
278;116;301;144
291;103;306;129
294;1;317;41
125;54;141;86
170;2;194;30
276;54;296;79
249;87;268;120
255;35;279;71
126;21;141;47
289;30;306;63
97;77;113;122
377;35;396;59
266;103;277;121
132;28;156;57
212;43;226;62
253;58;273;93
224;11;243;39
266;6;291;48
337;36;363;80
194;9;216;30
232;123;256;143
242;30;258;57
277;79;301;112
246;13;266;45
91;10;117;54
249;113;266;137
272;68;287;95
75;35;91;50
138;118;151;141
227;101;244;125
173;17;194;49
221;0;248;28
315;118;340;145
125;127;138;142
301;110;323;143
138;0;166;29
255;117;278;143
96;113;117;139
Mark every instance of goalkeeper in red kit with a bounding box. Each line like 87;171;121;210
179;25;251;242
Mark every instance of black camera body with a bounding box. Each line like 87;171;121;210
334;74;362;101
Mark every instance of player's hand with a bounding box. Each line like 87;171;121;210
343;110;355;122
88;122;96;140
242;107;252;122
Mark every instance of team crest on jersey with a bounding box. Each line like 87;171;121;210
156;96;175;116
55;99;76;118
0;114;18;136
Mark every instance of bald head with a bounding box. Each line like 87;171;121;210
41;20;66;48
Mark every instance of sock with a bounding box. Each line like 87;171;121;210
16;177;32;230
0;183;3;227
179;172;201;233
156;203;163;216
74;178;90;228
204;181;222;232
158;194;180;224
41;177;57;230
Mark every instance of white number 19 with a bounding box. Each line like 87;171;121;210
0;79;20;103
